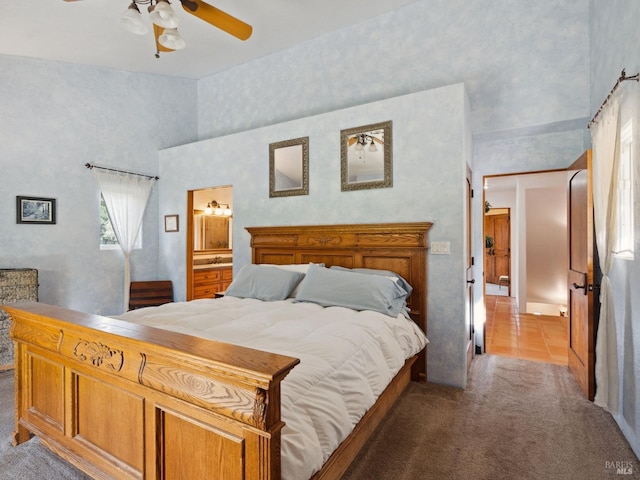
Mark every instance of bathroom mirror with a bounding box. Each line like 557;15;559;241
341;120;392;191
194;215;230;250
193;186;233;253
269;136;309;197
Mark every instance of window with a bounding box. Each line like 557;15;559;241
614;119;634;259
100;195;142;250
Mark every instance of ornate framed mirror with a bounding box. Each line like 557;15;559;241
340;120;392;191
269;136;309;197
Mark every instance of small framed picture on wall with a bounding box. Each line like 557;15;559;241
164;214;179;232
16;196;57;225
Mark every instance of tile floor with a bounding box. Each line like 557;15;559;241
485;295;569;365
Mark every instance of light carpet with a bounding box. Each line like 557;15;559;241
343;355;639;479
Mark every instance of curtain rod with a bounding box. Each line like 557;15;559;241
85;163;159;180
588;69;639;128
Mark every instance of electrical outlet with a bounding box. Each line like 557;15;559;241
431;241;450;255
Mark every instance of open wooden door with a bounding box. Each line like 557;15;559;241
484;212;511;291
567;150;599;400
466;167;475;369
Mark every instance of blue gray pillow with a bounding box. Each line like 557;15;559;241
225;264;305;301
329;266;413;296
294;264;409;317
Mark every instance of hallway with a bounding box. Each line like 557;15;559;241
485;295;568;365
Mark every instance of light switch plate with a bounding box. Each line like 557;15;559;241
431;241;450;255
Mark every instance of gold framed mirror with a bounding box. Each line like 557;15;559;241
269;136;309;197
340;120;392;191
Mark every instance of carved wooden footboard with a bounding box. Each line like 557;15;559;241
6;302;299;479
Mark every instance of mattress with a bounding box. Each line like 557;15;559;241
116;296;428;479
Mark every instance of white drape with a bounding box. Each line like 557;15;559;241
93;169;155;313
591;93;621;413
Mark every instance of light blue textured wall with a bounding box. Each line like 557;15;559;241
197;0;589;140
0;55;197;315
158;85;470;387
590;0;640;460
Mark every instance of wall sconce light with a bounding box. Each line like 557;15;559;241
205;200;232;216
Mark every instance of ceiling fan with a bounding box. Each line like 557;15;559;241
64;0;252;57
348;132;384;152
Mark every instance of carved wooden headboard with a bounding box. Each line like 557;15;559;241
246;222;432;379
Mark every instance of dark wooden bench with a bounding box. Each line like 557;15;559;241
129;280;174;310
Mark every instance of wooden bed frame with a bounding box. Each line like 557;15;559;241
6;222;431;479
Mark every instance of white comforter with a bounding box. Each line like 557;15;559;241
116;297;428;479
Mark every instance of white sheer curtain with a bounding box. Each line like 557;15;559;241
591;93;621;414
93;169;155;313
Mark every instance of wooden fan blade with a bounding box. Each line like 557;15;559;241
180;0;252;41
372;137;384;144
348;137;358;146
153;24;175;53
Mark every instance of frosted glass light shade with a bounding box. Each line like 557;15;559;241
149;0;179;29
120;3;148;35
158;28;186;50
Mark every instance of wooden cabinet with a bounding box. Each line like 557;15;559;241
193;267;232;299
0;268;38;368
